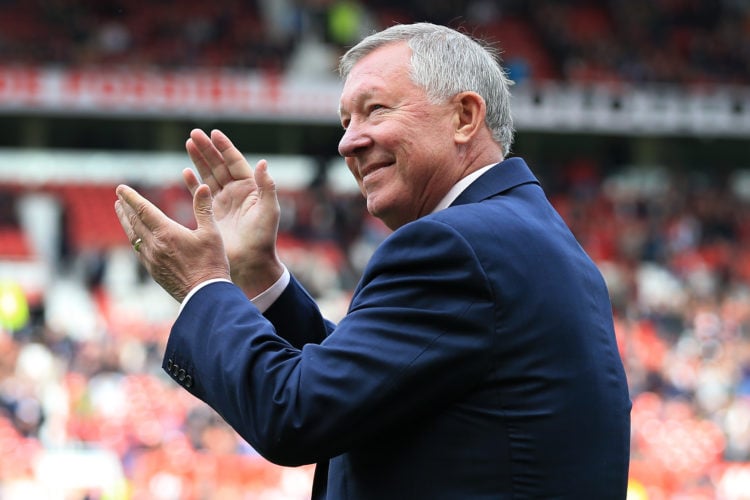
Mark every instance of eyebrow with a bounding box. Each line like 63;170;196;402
338;88;376;117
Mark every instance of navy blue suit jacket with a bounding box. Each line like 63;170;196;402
164;157;631;499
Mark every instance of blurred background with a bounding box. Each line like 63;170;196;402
0;0;749;498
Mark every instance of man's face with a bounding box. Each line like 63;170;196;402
338;42;460;230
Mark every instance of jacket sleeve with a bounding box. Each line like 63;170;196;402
162;218;497;466
262;274;336;348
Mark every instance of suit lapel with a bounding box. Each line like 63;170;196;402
450;157;540;207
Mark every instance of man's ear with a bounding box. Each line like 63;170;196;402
453;91;487;145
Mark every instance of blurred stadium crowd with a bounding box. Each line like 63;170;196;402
2;0;750;499
1;0;749;85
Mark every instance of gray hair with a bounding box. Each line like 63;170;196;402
339;22;515;156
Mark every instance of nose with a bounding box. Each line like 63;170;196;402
338;122;371;158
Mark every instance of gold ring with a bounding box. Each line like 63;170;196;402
133;237;143;252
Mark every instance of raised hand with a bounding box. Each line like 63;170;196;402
114;183;230;303
184;129;284;298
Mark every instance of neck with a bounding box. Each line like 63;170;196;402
458;138;504;179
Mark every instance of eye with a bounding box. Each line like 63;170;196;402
367;104;384;114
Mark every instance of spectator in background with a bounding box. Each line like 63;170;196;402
114;22;631;498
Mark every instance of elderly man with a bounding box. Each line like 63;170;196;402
116;22;631;499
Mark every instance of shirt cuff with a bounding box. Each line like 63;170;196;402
178;278;231;315
251;266;290;313
178;266;290;315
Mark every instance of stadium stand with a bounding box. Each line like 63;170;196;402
0;0;748;85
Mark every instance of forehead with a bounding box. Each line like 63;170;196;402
339;42;414;109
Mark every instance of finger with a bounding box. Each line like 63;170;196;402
192;183;217;233
189;128;235;188
254;159;279;211
115;184;170;235
114;188;150;250
182;168;201;197
186;133;220;194
114;198;138;246
210;129;253;180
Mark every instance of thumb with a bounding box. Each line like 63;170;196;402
192;183;216;230
255;160;279;210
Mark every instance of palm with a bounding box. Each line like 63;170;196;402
211;177;267;267
184;129;282;295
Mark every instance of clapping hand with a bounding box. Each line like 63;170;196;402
183;129;284;298
114;181;230;303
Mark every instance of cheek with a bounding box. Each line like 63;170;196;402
381;168;419;211
345;158;367;196
345;158;361;182
345;156;357;171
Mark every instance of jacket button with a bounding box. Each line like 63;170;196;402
167;359;174;371
172;363;180;376
184;375;193;388
178;369;186;382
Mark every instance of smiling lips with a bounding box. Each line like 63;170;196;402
360;161;394;180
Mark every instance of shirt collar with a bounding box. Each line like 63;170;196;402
431;162;498;214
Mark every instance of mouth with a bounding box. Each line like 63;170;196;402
360;161;393;180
